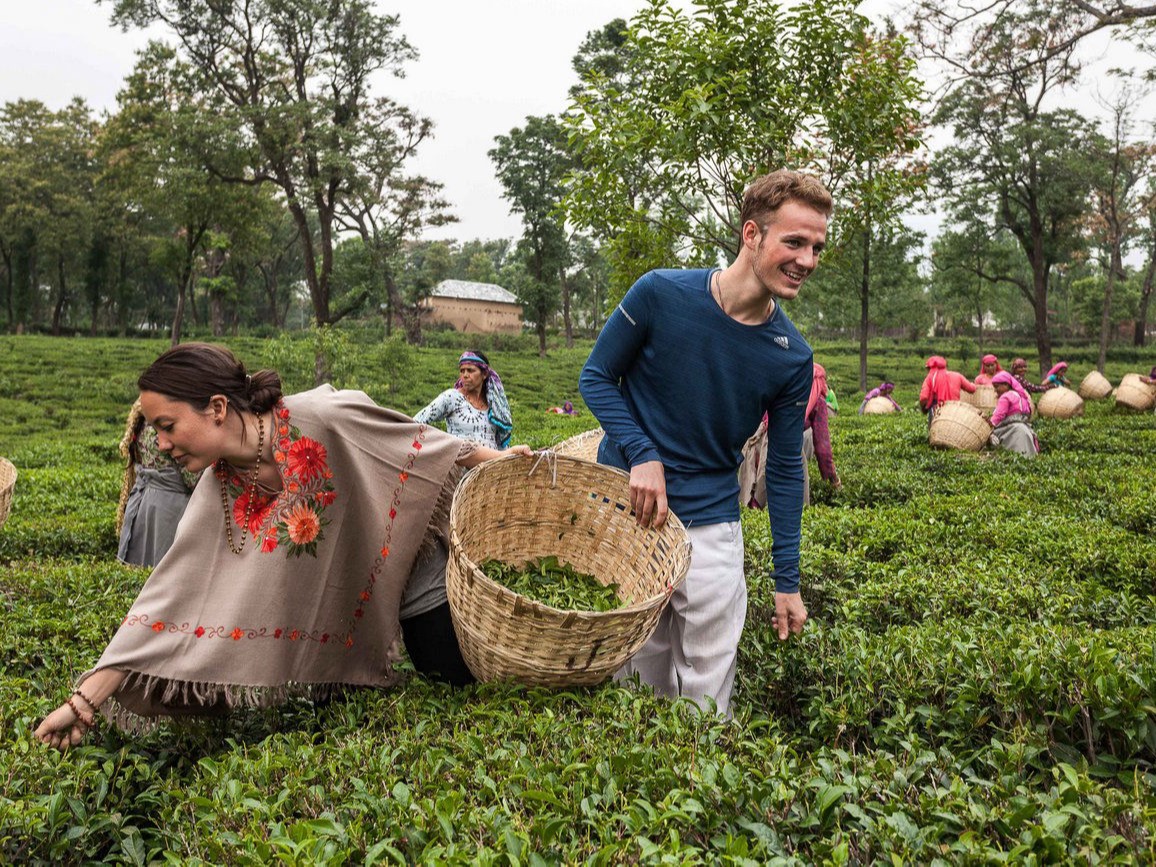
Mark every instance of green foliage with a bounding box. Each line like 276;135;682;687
565;0;924;288
480;556;622;613
1;334;1155;862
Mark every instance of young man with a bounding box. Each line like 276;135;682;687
579;170;830;715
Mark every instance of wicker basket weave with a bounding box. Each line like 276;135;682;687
0;457;17;530
1038;386;1084;419
552;427;605;462
1115;374;1156;411
961;384;998;417
446;452;691;686
862;396;897;415
928;401;992;451
1078;370;1113;400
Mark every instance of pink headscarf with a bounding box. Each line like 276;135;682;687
805;363;828;421
1045;361;1068;380
926;355;947;370
978;354;1002;376
992;371;1032;415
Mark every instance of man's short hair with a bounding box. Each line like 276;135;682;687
740;170;833;230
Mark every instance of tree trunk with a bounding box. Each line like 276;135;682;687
1096;249;1121;372
51;255;68;337
2;246;14;330
561;270;573;348
1133;249;1155;347
1031;266;1052;377
858;222;871;392
537;318;547;358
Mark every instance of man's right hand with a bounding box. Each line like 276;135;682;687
629;460;668;529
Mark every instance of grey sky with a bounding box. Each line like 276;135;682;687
1;1;1146;248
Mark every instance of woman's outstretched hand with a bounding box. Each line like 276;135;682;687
505;444;533;457
34;702;93;752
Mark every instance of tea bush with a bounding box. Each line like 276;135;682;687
1;334;1154;862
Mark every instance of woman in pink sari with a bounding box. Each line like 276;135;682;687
989;371;1039;457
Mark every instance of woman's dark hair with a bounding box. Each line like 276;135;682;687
138;343;283;415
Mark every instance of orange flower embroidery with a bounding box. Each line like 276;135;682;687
286;503;321;545
231;627;244;641
261;529;279;553
152;621;165;632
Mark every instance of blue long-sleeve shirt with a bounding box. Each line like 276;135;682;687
579;268;812;592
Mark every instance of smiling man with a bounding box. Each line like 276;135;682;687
579;170;831;715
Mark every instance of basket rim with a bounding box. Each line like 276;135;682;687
449;452;691;618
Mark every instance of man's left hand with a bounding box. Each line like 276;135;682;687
771;591;808;641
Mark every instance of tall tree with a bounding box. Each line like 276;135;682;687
1085;88;1156;370
565;0;923;299
103;43;265;345
490;115;573;357
102;0;438;367
932;6;1096;374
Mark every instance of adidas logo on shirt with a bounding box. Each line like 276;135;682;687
773;336;790;350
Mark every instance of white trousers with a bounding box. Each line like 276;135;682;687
617;521;747;715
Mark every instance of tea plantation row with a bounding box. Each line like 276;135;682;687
0;333;1153;863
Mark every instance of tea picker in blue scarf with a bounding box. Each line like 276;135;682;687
415;350;513;448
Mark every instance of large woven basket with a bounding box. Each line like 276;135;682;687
1115;373;1156;411
446;452;691;686
1038;386;1084;419
928;401;991;451
961;384;998;417
862;396;897;415
552;427;605;462
1078;370;1113;400
0;457;16;530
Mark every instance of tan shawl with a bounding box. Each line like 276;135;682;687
83;386;463;731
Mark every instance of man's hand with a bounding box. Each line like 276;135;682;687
629;460;668;529
771;591;807;641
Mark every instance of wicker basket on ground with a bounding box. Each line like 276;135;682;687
1078;370;1113;400
928;401;992;451
0;457;16;530
1038;386;1085;419
862;396;897;415
1115;373;1156;411
961;384;998;417
447;452;691;686
552;427;605;462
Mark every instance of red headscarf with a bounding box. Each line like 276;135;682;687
805;363;828;421
978;354;1002;376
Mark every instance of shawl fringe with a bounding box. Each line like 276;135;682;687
100;669;399;735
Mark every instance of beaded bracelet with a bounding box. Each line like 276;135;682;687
73;687;100;713
65;696;94;729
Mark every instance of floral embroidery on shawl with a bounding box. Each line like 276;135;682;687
123;424;432;651
215;403;337;558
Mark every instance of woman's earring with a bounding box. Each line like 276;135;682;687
215;419;223;427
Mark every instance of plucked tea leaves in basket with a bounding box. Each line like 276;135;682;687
447;452;690;686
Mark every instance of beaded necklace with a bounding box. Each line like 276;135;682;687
218;413;265;555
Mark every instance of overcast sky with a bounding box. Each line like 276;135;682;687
1;1;1146;246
